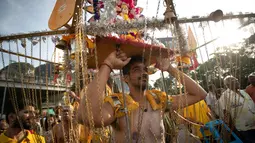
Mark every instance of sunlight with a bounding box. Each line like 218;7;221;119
196;20;254;64
215;24;252;47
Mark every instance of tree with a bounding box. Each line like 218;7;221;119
193;43;255;91
154;38;255;92
0;62;34;81
154;76;179;95
34;63;55;83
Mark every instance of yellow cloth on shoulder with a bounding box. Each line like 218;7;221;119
104;90;172;118
104;93;139;118
183;100;212;138
0;130;45;143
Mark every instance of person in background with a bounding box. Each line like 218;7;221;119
33;112;43;135
0;98;45;143
43;114;57;143
72;99;92;143
182;100;213;141
0;118;9;134
245;72;255;103
216;88;224;99
205;84;217;114
52;105;75;143
216;76;255;143
176;120;202;143
69;78;113;143
54;106;62;124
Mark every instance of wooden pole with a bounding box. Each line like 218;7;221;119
0;48;59;65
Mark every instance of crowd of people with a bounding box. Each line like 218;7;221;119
0;51;254;143
204;73;255;143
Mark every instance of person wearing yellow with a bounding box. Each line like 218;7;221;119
0;98;45;143
77;51;207;142
183;100;212;139
0;130;45;143
52;104;76;143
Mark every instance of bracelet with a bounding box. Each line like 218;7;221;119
100;62;113;72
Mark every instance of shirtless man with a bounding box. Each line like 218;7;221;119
53;105;78;143
78;51;207;142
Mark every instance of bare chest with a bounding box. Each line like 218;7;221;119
114;106;165;142
55;125;70;143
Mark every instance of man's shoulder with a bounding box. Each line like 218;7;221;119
0;131;45;143
104;92;136;106
146;90;167;100
54;123;61;128
246;84;254;89
104;90;166;103
221;89;236;96
218;90;230;103
106;92;123;98
104;92;139;118
104;93;124;105
221;88;229;94
0;132;11;142
52;123;61;131
147;89;166;94
246;85;255;92
28;132;46;143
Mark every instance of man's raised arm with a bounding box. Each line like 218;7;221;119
77;51;131;127
156;59;207;109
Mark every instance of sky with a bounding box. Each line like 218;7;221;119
1;0;254;34
0;0;255;85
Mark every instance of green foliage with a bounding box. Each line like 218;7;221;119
0;62;34;79
154;76;179;95
194;45;255;91
34;63;54;78
153;43;255;93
